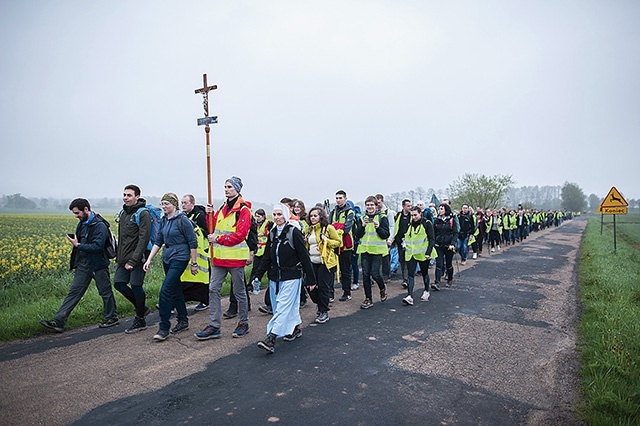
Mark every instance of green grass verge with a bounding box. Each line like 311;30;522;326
578;213;640;424
0;263;256;341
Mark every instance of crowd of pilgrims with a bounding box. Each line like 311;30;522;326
242;193;571;353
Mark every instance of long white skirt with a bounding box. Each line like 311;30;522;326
267;278;302;337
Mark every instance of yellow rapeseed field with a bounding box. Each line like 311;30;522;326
0;214;116;282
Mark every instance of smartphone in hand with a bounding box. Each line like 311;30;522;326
66;233;75;238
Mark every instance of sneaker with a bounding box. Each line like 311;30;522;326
170;320;189;334
315;312;329;324
338;294;352;301
153;329;170;341
497;245;501;251
328;297;335;303
461;261;466;265
232;322;249;338
401;280;408;289
421;291;431;302
98;318;119;328
283;325;302;341
195;325;221;340
125;317;147;334
472;253;477;259
360;298;373;309
446;279;452;288
194;303;209;312
223;310;237;319
402;295;414;306
40;319;64;333
351;283;359;291
258;305;273;315
257;333;276;354
380;285;387;302
491;248;496;252
431;283;440;291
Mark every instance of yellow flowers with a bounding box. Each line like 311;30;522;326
0;214;90;282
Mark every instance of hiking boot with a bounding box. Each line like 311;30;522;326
153;329;170;341
380;285;387;302
170;320;189;334
421;291;431;302
315;312;329;324
431;283;440;291
223;310;237;319
360;298;373;309
40;319;64;333
125;317;147;334
402;295;414;306
98;318;119;329
232;322;249;338
194;303;209;312
258;305;273;315
283;325;302;341
338;294;352;301
195;325;221;341
257;333;276;354
401;280;408;289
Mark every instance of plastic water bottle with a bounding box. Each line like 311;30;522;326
252;278;261;295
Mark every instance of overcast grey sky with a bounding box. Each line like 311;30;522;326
1;1;638;207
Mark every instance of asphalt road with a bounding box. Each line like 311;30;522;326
0;218;586;426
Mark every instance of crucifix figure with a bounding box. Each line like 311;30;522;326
194;74;218;241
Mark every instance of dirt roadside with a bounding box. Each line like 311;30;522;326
0;218;586;425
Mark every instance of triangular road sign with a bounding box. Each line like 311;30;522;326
600;187;628;208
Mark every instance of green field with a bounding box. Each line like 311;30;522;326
578;213;640;424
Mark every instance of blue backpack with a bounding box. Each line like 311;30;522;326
119;204;163;251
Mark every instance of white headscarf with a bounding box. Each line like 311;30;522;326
272;203;291;226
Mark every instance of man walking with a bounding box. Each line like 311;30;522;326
329;190;355;301
113;184;152;333
195;176;251;340
456;205;475;265
40;198;118;332
393;199;412;288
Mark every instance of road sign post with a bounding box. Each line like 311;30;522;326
598;186;629;253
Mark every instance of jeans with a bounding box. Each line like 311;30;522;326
54;264;117;326
456;236;469;261
158;260;189;331
434;246;454;282
360;252;385;300
406;258;430;297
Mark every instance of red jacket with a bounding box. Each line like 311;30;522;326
206;197;252;268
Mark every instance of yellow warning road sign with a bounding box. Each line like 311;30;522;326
600;187;628;208
601;207;627;215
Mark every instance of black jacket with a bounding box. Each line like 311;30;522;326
252;224;316;286
457;212;475;239
433;215;458;247
70;213;111;272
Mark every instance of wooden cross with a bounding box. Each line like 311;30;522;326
194;74;217;117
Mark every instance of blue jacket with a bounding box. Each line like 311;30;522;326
70;212;111;272
155;211;198;263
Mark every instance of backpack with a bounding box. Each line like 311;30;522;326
119;204;163;251
269;224;296;250
105;231;118;259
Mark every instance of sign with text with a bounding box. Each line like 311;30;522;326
197;116;218;126
601;207;627;215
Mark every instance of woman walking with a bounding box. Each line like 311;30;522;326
143;193;198;342
402;206;435;305
253;204;316;354
304;206;342;324
433;203;458;288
